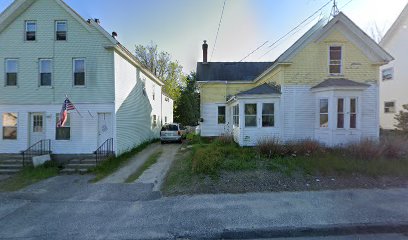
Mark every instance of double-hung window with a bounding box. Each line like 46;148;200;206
262;103;274;127
384;101;396;113
56;21;67;41
329;46;342;75
382;68;394;81
2;113;18;140
337;98;344;128
152;115;157;128
25;21;36;41
319;99;329;128
39;59;52;86
218;106;225;124
73;59;85;86
5;59;18;86
233;105;239;127
56;113;70;140
350;98;357;129
245;104;257;127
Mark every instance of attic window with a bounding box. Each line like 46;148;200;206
25;21;36;41
382;67;394;81
329;46;342;75
56;21;67;41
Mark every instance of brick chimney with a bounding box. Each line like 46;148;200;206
202;40;208;64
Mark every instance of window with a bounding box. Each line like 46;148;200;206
152;115;157;128
384;101;396;113
5;59;18;86
233;105;239;127
2;113;17;140
337;98;344;128
245;104;257;127
218;106;225;124
164;116;168;124
25;21;36;41
56;113;70;140
56;21;67;41
262;103;274;127
350;98;357;129
329;46;342;74
39;59;52;86
382;68;394;81
319;99;329;128
73;59;85;86
32;114;43;132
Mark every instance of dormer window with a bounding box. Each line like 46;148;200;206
329;46;342;75
56;21;67;41
382;67;394;81
25;21;36;41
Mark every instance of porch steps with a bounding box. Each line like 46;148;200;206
60;158;98;174
0;154;28;175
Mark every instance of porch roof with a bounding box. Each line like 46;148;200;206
236;83;281;96
311;78;370;89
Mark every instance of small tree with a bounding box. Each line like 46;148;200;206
394;104;408;132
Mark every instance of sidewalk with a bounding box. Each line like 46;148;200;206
1;185;408;239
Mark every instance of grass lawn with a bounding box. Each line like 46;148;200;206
162;136;408;196
125;149;163;183
89;139;158;182
0;163;60;192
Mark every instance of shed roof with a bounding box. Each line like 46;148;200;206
311;78;370;89
237;83;281;96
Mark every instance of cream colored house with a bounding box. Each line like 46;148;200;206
379;3;408;130
0;0;173;156
197;13;393;147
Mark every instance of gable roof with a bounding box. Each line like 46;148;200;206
197;62;273;82
0;0;164;86
311;78;369;89
380;3;408;46
254;12;394;82
236;83;281;96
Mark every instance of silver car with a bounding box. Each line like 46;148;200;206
160;123;184;143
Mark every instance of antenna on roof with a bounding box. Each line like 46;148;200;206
330;0;339;19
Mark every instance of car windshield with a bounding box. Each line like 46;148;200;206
161;124;178;131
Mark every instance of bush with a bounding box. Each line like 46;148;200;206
394;104;408;133
214;134;235;145
191;147;222;175
256;138;322;158
256;137;285;158
186;133;201;145
347;139;384;160
382;136;408;159
285;139;322;156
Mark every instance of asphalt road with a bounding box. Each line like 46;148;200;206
1;175;408;239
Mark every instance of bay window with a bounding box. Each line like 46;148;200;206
233;105;239;127
262;103;274;127
245;104;257;127
319;99;329;128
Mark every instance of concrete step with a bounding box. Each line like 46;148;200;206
65;163;96;169
68;159;97;164
0;154;23;161
0;159;24;164
0;169;20;175
60;168;88;174
0;164;23;169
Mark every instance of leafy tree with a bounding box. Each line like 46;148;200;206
174;72;200;126
395;104;408;132
134;41;183;100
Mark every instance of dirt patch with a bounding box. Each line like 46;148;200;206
164;170;408;196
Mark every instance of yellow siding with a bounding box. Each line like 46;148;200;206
200;29;380;104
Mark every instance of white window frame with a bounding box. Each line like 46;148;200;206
39;59;52;87
217;106;226;124
55;20;67;41
319;98;329;128
73;58;86;87
328;45;342;75
382;67;394;81
2;113;18;140
337;98;345;129
25;20;36;41
5;59;18;86
232;104;239;127
56;113;71;140
349;98;357;129
261;103;275;127
384;101;396;114
244;103;257;127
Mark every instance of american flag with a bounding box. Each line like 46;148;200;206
57;98;76;127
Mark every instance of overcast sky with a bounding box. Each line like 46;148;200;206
0;0;407;73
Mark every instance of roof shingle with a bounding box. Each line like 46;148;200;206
197;62;273;82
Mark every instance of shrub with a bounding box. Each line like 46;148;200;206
186;133;201;145
394;104;408;133
347;139;384;160
214;134;235;145
285;139;322;156
382;136;408;159
191;147;223;175
256;137;285;158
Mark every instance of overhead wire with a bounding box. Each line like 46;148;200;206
210;0;227;62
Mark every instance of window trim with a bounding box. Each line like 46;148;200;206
55;113;71;141
261;103;275;128
5;59;18;87
319;98;329;129
382;67;394;81
337;98;344;129
25;20;36;41
73;58;86;87
244;103;257;128
217;106;226;124
232;104;239;127
2;113;18;140
39;59;53;87
55;20;67;41
328;45;343;75
384;101;396;114
349;98;357;129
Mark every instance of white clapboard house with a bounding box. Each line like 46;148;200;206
0;0;173;158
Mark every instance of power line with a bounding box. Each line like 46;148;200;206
257;0;333;60
239;40;269;62
210;0;227;62
339;0;354;10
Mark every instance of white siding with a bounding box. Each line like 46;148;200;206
200;103;229;136
0;103;113;154
114;52;162;154
161;94;173;124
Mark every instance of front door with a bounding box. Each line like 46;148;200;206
29;113;45;146
97;113;113;147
